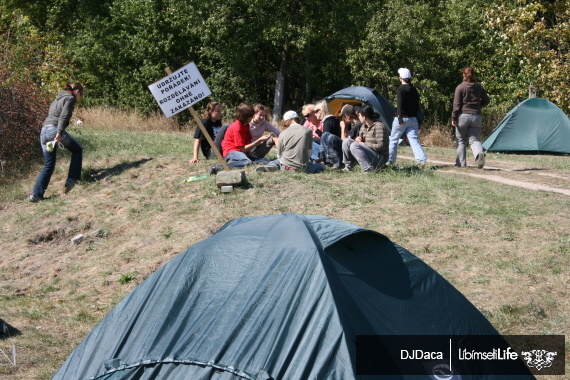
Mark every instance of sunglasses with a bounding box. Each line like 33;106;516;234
303;112;314;118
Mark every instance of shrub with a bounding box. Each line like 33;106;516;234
0;68;50;177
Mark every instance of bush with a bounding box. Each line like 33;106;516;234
0;68;50;177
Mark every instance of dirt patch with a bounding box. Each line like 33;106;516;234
400;155;570;196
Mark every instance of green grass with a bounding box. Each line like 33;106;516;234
0;125;569;379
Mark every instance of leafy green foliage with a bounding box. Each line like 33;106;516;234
1;0;568;125
348;0;494;122
0;13;53;174
484;0;570;113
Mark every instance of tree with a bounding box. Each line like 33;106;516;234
347;0;494;123
484;0;570;113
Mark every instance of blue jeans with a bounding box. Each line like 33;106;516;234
311;142;321;162
320;132;343;167
274;159;325;174
224;150;269;168
389;117;427;164
455;114;483;167
32;126;83;197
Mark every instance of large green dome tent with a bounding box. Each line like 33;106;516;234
482;98;570;154
52;214;532;379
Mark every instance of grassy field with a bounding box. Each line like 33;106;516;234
0;113;569;378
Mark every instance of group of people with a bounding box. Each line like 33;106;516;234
189;66;489;175
29;66;489;201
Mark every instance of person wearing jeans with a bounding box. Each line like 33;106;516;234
221;103;271;169
451;66;490;168
388;68;427;167
30;83;84;202
313;100;343;168
342;104;389;172
455;114;484;167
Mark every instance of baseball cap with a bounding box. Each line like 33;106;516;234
398;68;412;79
339;104;355;116
283;110;299;121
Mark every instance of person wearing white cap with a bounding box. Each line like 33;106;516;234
388;68;427;168
256;110;325;173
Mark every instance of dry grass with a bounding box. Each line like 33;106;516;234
75;106;182;132
0;108;568;379
421;120;456;148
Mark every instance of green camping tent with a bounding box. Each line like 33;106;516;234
52;214;532;379
482;98;570;154
324;86;395;128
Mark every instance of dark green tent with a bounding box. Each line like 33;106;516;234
52;214;531;379
324;86;395;128
482;98;570;154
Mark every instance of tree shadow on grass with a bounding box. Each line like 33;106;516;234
82;158;153;183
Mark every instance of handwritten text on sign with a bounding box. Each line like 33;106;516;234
148;62;211;117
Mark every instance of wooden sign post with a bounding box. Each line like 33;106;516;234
148;62;229;170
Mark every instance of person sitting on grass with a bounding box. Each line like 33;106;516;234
249;104;281;158
301;103;322;140
189;101;224;163
341;104;389;172
256;111;325;174
301;103;323;161
313;100;343;168
221;103;272;168
339;104;358;140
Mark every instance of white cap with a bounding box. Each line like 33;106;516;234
398;68;412;79
283;110;299;121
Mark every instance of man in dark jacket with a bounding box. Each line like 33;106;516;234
388;68;427;168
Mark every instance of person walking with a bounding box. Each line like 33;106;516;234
29;83;84;202
388;68;427;168
451;66;490;168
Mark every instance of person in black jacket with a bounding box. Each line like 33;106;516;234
190;101;224;163
388;68;427;168
30;83;84;202
314;100;343;168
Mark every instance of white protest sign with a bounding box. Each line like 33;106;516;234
148;62;211;118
